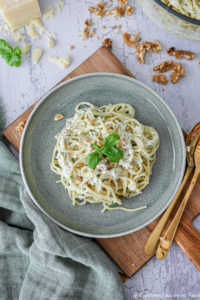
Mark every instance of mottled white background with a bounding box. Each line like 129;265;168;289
0;1;200;299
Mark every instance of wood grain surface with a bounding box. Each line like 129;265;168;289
3;47;200;278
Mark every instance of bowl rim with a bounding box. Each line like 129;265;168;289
20;72;186;238
153;0;200;26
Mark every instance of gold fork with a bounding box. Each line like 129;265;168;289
156;140;200;259
144;122;200;255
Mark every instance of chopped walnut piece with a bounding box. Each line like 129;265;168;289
152;60;175;73
54;114;64;122
85;19;91;26
82;27;89;39
136;43;146;64
125;5;133;16
166;47;175;56
152;74;168;85
167;47;195;60
97;2;104;9
122;32;137;48
120;0;128;7
89;28;95;37
112;6;125;17
136;40;162;64
16;121;26;131
76;163;85;168
170;62;185;84
75;176;83;183
136;32;141;42
173;50;195;60
88;6;96;12
102;38;112;50
97;141;103;147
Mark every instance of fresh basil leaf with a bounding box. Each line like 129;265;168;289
0;39;21;67
103;134;120;148
103;146;123;162
85;152;100;169
93;144;103;154
13;47;22;56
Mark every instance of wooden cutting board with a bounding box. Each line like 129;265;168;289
3;47;200;278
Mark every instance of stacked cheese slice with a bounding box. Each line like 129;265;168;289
0;0;42;29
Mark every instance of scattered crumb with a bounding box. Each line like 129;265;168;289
152;74;168;85
162;88;165;91
102;38;112;50
112;7;125;17
125;5;133;16
16;121;26;131
54;113;64;121
89;28;95;37
85;19;91;26
97;35;100;40
97;2;104;9
82;27;89;39
101;25;106;29
69;45;74;50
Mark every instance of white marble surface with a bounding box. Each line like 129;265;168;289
0;1;200;299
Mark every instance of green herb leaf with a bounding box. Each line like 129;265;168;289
85;152;100;169
0;39;22;67
110;201;115;207
103;146;123;162
93;144;103;154
103;134;120;148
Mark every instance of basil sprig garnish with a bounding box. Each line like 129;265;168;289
85;134;123;169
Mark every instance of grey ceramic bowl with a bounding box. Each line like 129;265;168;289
20;73;186;238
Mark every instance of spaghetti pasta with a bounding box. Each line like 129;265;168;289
50;102;159;212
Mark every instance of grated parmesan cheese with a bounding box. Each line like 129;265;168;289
48;37;55;48
43;8;56;19
22;43;31;54
49;55;71;68
32;48;43;64
26;24;40;39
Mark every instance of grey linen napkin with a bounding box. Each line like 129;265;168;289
0;102;124;300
